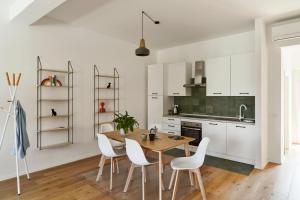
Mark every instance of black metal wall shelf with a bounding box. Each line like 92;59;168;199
94;65;120;139
37;56;74;150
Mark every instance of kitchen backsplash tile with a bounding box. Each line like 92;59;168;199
174;87;255;118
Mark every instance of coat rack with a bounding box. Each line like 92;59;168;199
0;72;30;195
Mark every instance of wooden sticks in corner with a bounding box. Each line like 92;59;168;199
6;72;21;86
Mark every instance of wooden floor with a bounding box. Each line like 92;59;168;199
1;146;300;200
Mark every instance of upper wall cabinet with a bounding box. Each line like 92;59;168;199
206;56;231;96
148;64;164;96
167;62;192;96
231;53;255;96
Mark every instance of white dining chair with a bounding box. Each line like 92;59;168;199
101;123;124;147
96;123;124;181
123;138;158;200
168;137;210;200
96;133;126;191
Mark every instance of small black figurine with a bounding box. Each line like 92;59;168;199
107;82;111;89
52;75;57;86
51;108;57;117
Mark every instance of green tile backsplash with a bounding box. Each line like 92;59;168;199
174;87;255;118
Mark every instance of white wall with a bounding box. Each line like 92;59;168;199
254;19;269;169
0;13;155;180
264;24;283;164
157;31;254;69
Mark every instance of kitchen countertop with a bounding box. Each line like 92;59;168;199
164;113;255;125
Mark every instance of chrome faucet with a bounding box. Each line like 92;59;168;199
239;104;247;120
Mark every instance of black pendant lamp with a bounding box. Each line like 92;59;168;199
135;11;159;56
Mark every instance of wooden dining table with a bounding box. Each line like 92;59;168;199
104;128;195;200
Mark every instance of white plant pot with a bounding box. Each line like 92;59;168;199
120;128;125;136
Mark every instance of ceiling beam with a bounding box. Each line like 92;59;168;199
10;0;67;25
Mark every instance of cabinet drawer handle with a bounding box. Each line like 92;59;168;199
151;97;158;99
167;119;175;121
209;123;218;125
168;125;175;127
213;92;222;95
152;92;158;95
173;92;180;95
236;125;246;128
168;131;175;134
239;92;249;95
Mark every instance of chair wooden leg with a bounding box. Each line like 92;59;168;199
110;157;113;191
116;159;120;174
96;155;105;182
142;166;145;200
194;171;199;189
112;158;115;174
195;169;207;200
171;170;180;200
144;167;147;183
168;169;176;190
98;155;102;167
100;156;106;175
123;163;135;192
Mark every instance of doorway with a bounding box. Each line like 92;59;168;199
282;45;300;153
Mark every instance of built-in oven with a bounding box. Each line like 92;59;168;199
181;121;202;146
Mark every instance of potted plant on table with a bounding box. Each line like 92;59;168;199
113;111;139;136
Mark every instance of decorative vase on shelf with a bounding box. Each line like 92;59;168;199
99;102;106;113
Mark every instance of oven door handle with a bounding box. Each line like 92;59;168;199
181;126;201;131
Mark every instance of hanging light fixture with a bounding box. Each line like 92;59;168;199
135;11;159;56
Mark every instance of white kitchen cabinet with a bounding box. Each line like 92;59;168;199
227;123;256;161
206;56;231;96
166;62;192;96
202;121;227;154
148;64;164;96
161;117;181;136
231;53;255;96
148;96;163;128
162;117;181;125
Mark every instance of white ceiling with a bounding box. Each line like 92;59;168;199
46;0;300;49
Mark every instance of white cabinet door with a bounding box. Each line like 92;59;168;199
206;57;230;96
202;121;227;154
231;53;255;96
167;62;191;96
227;123;256;161
147;96;163;128
148;64;164;96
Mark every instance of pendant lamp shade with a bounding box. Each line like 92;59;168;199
135;38;150;56
135;11;159;57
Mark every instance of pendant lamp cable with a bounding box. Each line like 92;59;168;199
142;11;144;39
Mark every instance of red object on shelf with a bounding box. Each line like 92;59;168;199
41;76;62;87
99;102;106;113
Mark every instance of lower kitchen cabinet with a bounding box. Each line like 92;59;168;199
202;121;227;155
227;123;256;162
161;117;181;136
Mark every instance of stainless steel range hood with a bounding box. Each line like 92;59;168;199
183;60;206;88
